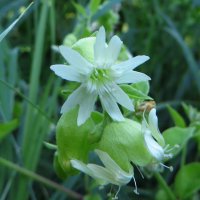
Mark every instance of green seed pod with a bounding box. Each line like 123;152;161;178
56;107;96;176
98;119;153;172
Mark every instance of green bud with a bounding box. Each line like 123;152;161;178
72;37;95;63
56;107;96;175
63;33;77;47
98;119;153;172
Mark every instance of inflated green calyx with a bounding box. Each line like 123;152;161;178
56;107;96;176
98;119;153;172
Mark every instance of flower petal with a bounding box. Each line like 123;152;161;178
59;45;92;74
110;84;134;111
95;149;122;173
144;130;164;161
95;149;133;185
77;92;98;125
87;164;116;184
105;35;122;66
112;55;150;72
70;159;94;177
99;91;124;121
116;71;151;84
61;85;86;114
148;109;165;146
94;26;106;66
70;160;111;185
50;64;84;82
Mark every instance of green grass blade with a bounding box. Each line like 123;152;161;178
0;157;83;200
0;2;33;42
14;1;50;199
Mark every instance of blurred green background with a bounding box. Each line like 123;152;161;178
0;0;200;199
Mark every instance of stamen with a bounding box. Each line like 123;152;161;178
165;144;180;153
113;186;121;200
136;165;144;179
133;176;139;195
160;163;173;172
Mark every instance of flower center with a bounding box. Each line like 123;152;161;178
86;68;113;92
90;68;110;81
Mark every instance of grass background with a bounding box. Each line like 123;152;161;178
0;0;200;199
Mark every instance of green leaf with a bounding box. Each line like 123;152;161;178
174;163;200;199
72;2;87;17
89;0;101;15
120;84;152;101
84;194;102;200
163;127;194;156
167;105;186;128
0;119;18;140
0;2;33;42
155;189;169;200
131;81;150;95
182;103;200;122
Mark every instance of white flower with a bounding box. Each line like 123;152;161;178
51;26;150;125
70;149;133;186
142;108;172;162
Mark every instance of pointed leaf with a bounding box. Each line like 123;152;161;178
174;163;200;199
89;0;101;15
120;84;152;101
163;127;194;156
0;2;33;42
0;119;18;140
167;105;186;128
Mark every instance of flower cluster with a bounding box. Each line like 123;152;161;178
51;26;150;125
51;26;174;197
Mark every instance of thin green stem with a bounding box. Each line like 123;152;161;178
0;79;52;123
154;173;176;200
181;145;187;167
0;157;83;200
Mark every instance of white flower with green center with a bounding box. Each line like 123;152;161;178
142;109;173;162
70;149;135;189
51;26;150;125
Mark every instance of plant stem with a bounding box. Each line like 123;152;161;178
181;145;187;167
154;173;176;200
0;157;83;200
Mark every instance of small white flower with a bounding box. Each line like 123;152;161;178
70;149;133;186
51;26;150;125
142;109;172;162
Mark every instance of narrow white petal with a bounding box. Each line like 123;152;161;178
144;130;164;161
61;85;86;113
99;91;124;121
94;26;106;66
92;151;133;185
105;35;122;66
87;164;115;184
110;84;134;111
116;71;151;84
59;45;92;74
95;150;123;173
70;159;94;177
148;109;165;146
148;109;159;130
112;55;150;72
50;64;84;82
95;149;133;184
77;92;98;125
70;160;110;185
